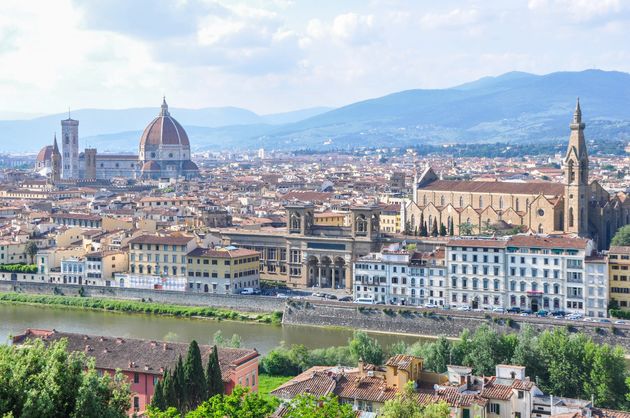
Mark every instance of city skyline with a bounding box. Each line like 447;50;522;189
1;0;630;115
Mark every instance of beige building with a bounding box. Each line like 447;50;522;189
220;204;382;290
402;101;630;250
128;234;197;277
0;240;27;265
186;247;260;294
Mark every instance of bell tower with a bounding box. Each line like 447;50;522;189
61;111;79;179
563;98;589;236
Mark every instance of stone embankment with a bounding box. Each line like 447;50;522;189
283;299;630;350
0;282;284;313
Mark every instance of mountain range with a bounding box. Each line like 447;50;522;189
2;69;630;153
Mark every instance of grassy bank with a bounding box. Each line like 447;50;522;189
0;292;283;324
258;374;293;401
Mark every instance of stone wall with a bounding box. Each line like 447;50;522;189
284;300;630;350
0;282;284;313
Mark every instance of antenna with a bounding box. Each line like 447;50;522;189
68;107;71;119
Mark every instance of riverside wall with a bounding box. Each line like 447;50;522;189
283;299;630;350
0;282;284;313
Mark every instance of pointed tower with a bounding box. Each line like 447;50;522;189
563;98;589;235
51;134;61;183
61;111;79;179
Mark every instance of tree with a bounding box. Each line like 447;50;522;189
458;222;475;236
0;339;129;418
611;225;630;246
404;221;413;236
24;241;38;264
260;347;300;376
150;373;166;411
380;382;450;418
183;386;278;418
584;343;627;408
183;341;207;412
162;371;178;411
431;219;438;237
173;356;186;411
282;393;354;418
349;331;384;365
206;346;224;399
439;223;447;236
419;221;428;237
448;221;454;236
424;336;451;373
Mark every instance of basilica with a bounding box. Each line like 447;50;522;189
402;100;630;250
36;98;199;181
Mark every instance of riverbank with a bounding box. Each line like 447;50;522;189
0;292;283;324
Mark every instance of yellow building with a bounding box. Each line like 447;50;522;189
314;212;347;227
380;203;401;233
128;234;197;277
187;247;260;294
609;246;630;310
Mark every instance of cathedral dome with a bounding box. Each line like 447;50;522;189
36;145;53;163
141;160;161;172
139;98;190;150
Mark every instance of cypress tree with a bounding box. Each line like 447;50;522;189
431;219;438;237
420;221;428;237
150;372;166;411
439;223;447;236
162;370;178;410
206;345;225;398
449;221;454;236
183;340;208;412
173;355;185;412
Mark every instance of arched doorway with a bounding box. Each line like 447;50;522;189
204;284;209;293
333;257;346;289
531;298;539;312
307;256;319;287
472;296;479;310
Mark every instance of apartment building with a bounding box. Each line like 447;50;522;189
609;246;630;310
409;249;447;306
186;247;260;294
354;250;410;304
127;234;197;277
446;238;507;310
585;254;608;318
0;240;27;265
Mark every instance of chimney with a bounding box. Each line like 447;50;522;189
162;343;168;351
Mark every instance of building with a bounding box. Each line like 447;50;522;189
354;249;411;304
220;204;382;290
35;134;61;182
609;246;630;310
13;329;260;416
186;247;260;294
39;99;199;181
585;254;608;318
138;98;199;180
127;234;197;277
402;101;630;250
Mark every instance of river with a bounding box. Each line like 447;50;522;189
0;303;432;354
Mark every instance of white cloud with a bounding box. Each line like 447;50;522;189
527;0;623;23
420;8;480;29
330;13;376;45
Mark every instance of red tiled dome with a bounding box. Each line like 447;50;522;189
139;99;190;149
36;145;53;163
182;160;198;171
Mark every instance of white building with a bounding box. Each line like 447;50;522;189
354;250;411;305
585;255;608;318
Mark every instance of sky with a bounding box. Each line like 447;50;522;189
0;0;629;116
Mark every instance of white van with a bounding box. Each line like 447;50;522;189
354;297;375;305
240;288;255;295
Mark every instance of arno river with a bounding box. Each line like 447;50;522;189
0;303;428;354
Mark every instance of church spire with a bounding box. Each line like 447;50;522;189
52;133;59;153
573;97;581;124
160;96;170;116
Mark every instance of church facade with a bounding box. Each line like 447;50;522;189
37;99;198;182
402;100;630;250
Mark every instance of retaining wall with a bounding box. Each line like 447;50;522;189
0;282;284;313
283;300;630;350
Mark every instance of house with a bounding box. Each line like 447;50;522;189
13;329;259;416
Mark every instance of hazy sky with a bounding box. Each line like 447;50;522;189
1;0;629;115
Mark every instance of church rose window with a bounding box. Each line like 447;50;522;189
538;209;545;216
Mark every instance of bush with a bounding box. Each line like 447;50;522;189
0;263;38;274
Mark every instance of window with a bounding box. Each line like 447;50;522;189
134;372;140;384
489;403;500;414
133;396;140;412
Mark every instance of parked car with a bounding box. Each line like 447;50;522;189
338;296;353;302
507;307;521;314
456;305;471;311
240;288;255;295
536;310;549;317
424;303;438;309
598;318;611;323
276;293;289;298
521;309;533;315
615;320;626;325
550;310;566;317
323;294;337;300
354;297;375;305
492;307;505;313
312;292;325;298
